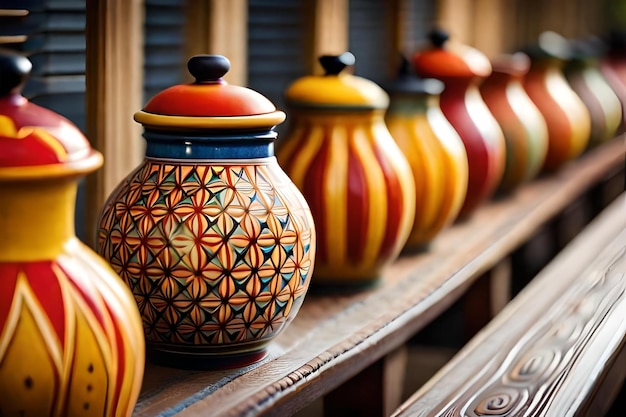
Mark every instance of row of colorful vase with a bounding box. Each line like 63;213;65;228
0;28;624;416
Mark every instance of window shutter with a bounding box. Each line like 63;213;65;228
348;0;392;84
247;0;307;135
400;0;436;54
143;0;186;103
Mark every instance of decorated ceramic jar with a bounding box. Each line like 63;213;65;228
97;55;316;369
384;57;468;251
0;51;144;416
480;53;549;191
522;32;591;170
277;53;415;287
564;38;622;148
413;29;506;218
599;31;626;132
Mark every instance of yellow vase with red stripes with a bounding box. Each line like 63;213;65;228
278;53;415;288
384;62;468;251
0;51;144;416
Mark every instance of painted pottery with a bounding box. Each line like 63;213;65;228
96;55;316;369
599;31;626;134
522;32;591;171
384;57;468;251
413;29;506;218
564;38;622;148
0;50;144;416
277;53;415;287
480;53;549;191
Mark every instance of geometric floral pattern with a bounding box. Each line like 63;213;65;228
97;159;315;353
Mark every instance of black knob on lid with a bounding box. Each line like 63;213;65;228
187;55;230;83
319;52;356;75
428;28;450;48
0;49;32;97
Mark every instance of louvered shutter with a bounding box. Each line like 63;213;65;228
348;0;392;84
247;0;307;136
143;0;186;103
400;0;436;54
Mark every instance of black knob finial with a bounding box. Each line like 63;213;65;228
428;28;450;48
319;52;356;76
187;55;230;83
0;49;32;97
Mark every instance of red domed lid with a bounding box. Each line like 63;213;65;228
135;55;285;131
413;29;492;79
0;50;101;180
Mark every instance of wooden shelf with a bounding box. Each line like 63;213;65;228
133;137;625;417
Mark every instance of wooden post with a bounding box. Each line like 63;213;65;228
305;0;349;75
324;346;408;417
85;0;144;247
186;0;248;86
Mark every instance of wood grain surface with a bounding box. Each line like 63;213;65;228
133;137;625;417
394;192;626;417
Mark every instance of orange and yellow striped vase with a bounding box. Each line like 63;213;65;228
522;32;591;171
383;61;468;251
0;52;144;416
277;53;415;288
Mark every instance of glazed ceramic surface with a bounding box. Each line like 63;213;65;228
277;53;415;287
522;32;591;171
384;60;468;250
600;31;626;132
97;55;315;369
564;39;622;148
0;51;144;416
480;53;549;191
413;30;506;218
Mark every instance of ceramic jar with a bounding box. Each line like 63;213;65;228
0;51;144;415
564;38;622;148
522;32;591;170
277;53;415;287
384;57;468;251
599;31;626;132
480;53;549;191
413;29;506;218
97;55;316;369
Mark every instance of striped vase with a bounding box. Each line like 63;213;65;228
278;53;415;288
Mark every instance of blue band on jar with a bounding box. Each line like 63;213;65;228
143;130;276;159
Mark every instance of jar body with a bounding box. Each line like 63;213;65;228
481;72;549;191
565;61;622;148
439;79;506;217
97;133;316;368
277;109;415;287
385;94;468;250
0;178;144;417
523;60;591;170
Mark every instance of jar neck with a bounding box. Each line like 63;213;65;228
0;179;76;261
143;129;277;160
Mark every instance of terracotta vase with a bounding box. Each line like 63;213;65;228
599;31;626;134
564;38;622;148
522;32;591;171
413;29;506;218
480;53;549;191
277;53;415;287
97;55;316;369
0;51;144;415
384;57;468;251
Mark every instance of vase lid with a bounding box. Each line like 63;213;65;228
521;31;571;61
0;49;102;180
285;52;389;110
382;54;444;96
412;28;492;79
490;52;531;76
135;55;285;131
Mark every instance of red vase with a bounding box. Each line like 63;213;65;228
480;53;549;191
413;29;506;218
522;32;591;170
